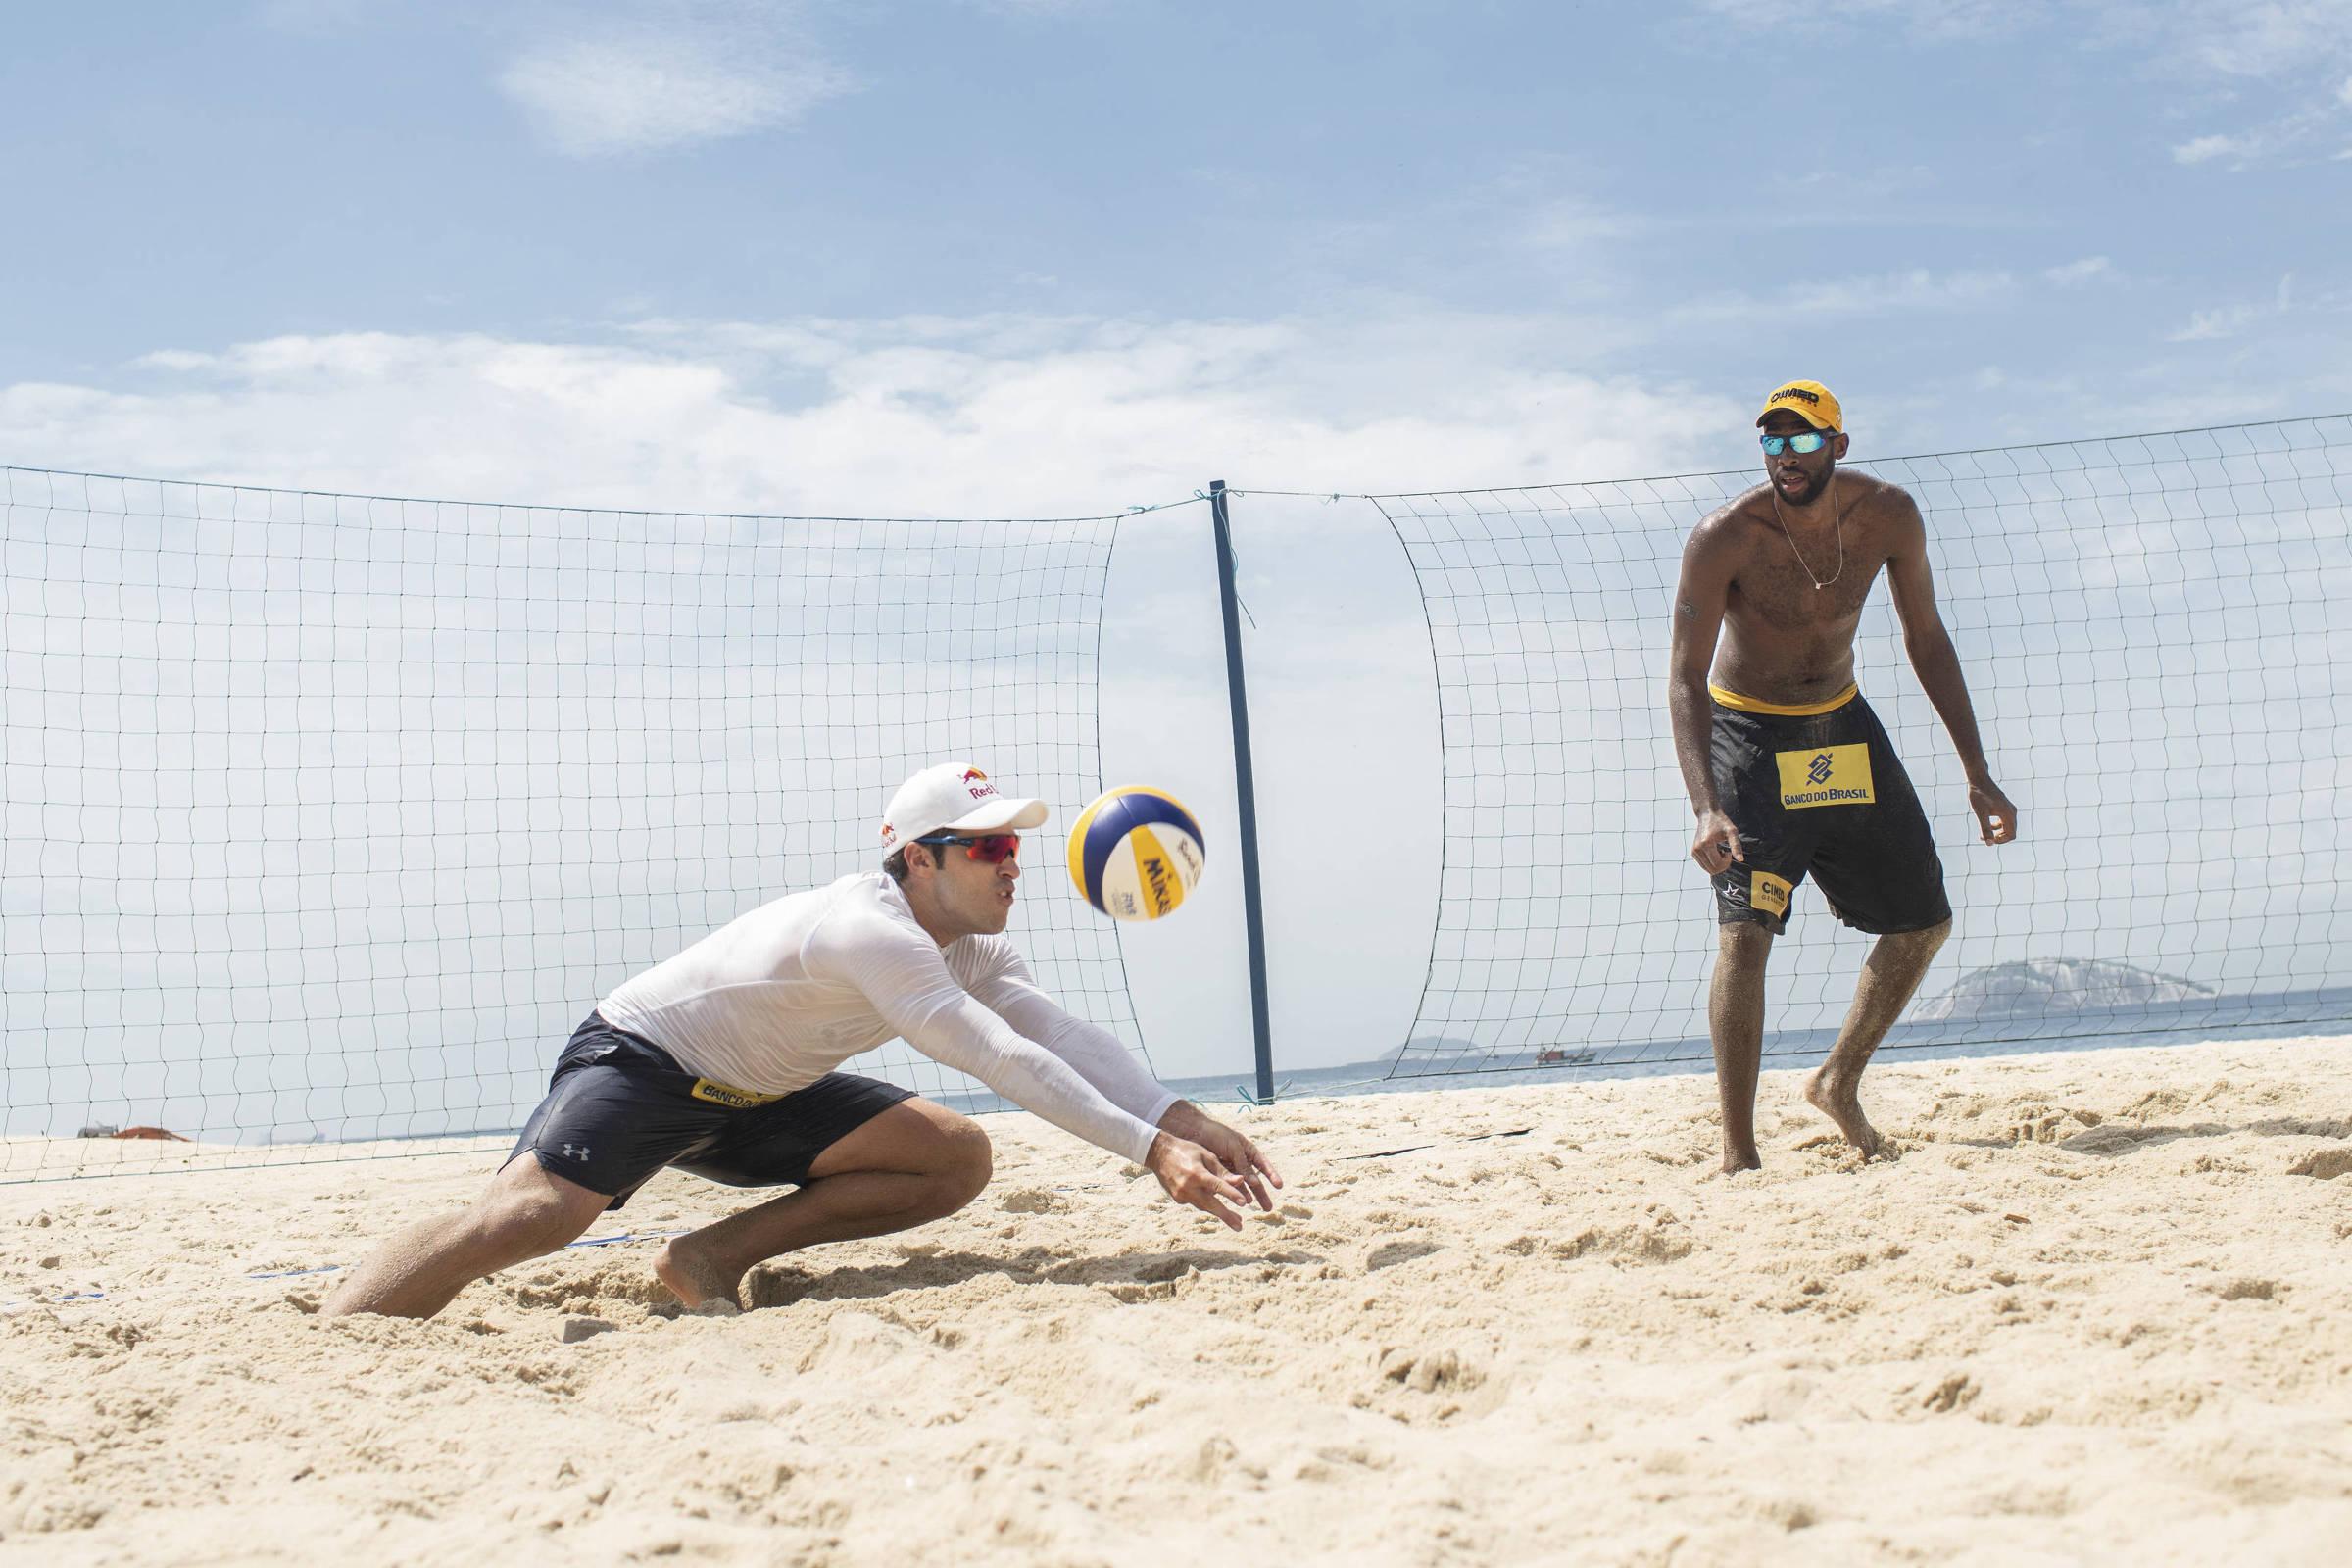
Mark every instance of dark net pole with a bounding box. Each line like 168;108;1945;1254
1208;481;1276;1102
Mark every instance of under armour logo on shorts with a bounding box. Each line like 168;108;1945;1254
561;1144;590;1160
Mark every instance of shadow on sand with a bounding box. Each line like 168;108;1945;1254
744;1243;1329;1310
1935;1114;2351;1157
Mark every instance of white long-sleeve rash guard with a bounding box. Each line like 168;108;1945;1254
597;872;1177;1166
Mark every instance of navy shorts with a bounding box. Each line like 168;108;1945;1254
1708;689;1951;937
508;1012;916;1210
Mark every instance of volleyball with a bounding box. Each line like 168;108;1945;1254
1066;786;1205;922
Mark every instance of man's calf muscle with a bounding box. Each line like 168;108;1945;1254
323;1155;608;1319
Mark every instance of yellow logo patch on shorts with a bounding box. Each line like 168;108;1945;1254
690;1078;784;1109
1775;743;1875;809
1750;870;1792;918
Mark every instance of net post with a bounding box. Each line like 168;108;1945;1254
1208;480;1276;1103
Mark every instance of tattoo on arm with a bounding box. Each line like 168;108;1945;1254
1677;597;1697;620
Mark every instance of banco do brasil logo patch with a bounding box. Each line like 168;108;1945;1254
1775;743;1875;809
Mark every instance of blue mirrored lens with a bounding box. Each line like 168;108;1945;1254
1760;431;1828;455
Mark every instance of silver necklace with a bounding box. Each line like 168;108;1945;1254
1769;473;1843;590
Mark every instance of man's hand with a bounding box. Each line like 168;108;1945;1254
1144;1131;1256;1231
1969;778;2019;845
1690;808;1743;874
1157;1101;1283;1214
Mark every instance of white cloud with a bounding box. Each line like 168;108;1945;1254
2154;0;2352;81
1702;0;2348;66
1691;0;2049;42
1693;2;2352;171
2165;273;2305;340
2043;255;2117;284
1519;198;1650;257
0;315;1738;514
954;0;1096;13
2173;132;2248;165
2168;93;2348;168
2109;1;2352;170
1785;165;1941;200
2169;303;2260;341
1785;268;2015;315
1668;269;2017;329
255;0;858;158
496;3;852;158
253;0;401;33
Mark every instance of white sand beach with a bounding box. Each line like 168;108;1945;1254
6;1034;2352;1566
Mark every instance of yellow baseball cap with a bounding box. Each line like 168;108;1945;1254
1756;379;1842;432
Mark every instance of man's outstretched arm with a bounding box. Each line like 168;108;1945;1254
824;923;1269;1228
1883;498;2019;845
970;964;1282;1213
910;990;1266;1228
1148;1100;1282;1214
1671;520;1741;873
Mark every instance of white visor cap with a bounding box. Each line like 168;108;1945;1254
878;763;1049;860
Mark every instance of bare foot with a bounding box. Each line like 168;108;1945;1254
1803;1069;1883;1158
1721;1145;1761;1175
654;1237;745;1310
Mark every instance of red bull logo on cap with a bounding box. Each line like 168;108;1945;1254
880;822;897;845
961;766;997;800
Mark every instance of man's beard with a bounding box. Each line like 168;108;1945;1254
1774;467;1828;506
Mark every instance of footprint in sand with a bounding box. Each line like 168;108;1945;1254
1365;1239;1443;1272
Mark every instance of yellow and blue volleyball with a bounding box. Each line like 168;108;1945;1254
1066;786;1205;922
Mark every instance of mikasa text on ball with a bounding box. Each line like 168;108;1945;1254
1067;787;1205;922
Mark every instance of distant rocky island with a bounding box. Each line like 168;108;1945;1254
1910;956;2217;1021
1373;957;2231;1067
1388;1036;1482;1066
1385;1036;1596;1070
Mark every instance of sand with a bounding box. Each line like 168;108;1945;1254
5;1034;2352;1566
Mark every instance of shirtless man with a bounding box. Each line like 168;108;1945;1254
1670;381;2018;1173
325;761;1278;1319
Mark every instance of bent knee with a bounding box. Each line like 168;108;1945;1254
1717;921;1774;960
892;1106;991;1210
1903;917;1954;955
476;1163;606;1255
482;1197;596;1257
932;1114;994;1204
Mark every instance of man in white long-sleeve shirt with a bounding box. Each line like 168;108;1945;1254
326;762;1280;1319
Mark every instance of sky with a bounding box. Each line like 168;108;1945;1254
2;1;2350;1104
3;1;2349;510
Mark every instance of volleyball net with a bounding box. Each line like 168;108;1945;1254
0;468;1151;1181
8;415;2350;1182
1376;415;2352;1078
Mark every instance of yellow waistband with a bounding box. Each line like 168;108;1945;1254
1709;681;1858;717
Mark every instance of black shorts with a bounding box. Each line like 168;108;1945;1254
507;1012;916;1210
1708;688;1950;937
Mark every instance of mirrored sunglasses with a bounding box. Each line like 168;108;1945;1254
1759;431;1830;456
915;833;1021;863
